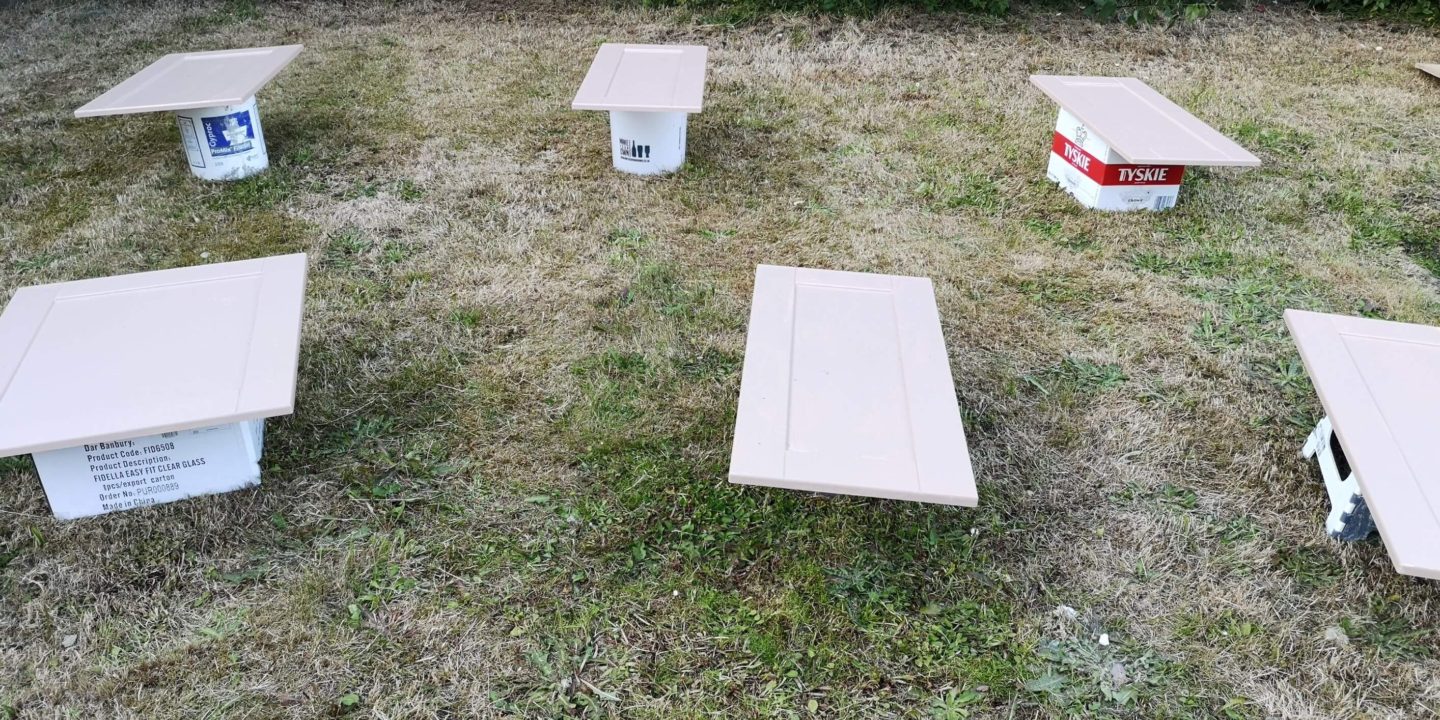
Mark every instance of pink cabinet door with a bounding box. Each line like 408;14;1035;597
730;265;977;506
76;45;304;117
572;44;708;113
0;254;308;456
1286;309;1440;579
1031;75;1260;167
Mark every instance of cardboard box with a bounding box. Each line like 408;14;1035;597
31;421;264;520
1046;108;1185;212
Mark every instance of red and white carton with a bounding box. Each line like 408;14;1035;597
1046;108;1185;212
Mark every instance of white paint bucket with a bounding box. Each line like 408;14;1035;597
609;110;688;175
174;95;269;181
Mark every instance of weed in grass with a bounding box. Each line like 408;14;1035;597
175;0;259;31
379;239;418;266
1230;120;1315;161
620;262;717;321
1175;608;1266;650
606;226;651;262
394;178;424;201
1023;356;1128;398
1156;483;1199;511
1025;635;1163;710
10;253;59;273
324;227;374;268
342;179;383;200
0;530;36;574
1025;218;1097;252
570;350;656;435
699;227;735;241
336;692;362;711
349;533;421;612
1327;172;1440;279
1275;546;1345;589
1016;273;1100;307
1215;515;1260;546
1185;267;1321;353
1265;356;1312;399
1341;599;1435;661
200;166;298;213
450;307;487;328
929;688;984;719
674;346;741;381
916;168;1002;212
1130;251;1177;275
0;457;32;475
1025;218;1063;240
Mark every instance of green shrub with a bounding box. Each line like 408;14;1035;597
1085;0;1219;24
1309;0;1439;22
641;0;1437;23
643;0;1011;16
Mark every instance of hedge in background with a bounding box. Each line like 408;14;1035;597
641;0;1438;24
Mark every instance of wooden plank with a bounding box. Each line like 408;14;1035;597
1286;310;1440;579
730;265;977;506
75;45;303;117
1030;75;1261;167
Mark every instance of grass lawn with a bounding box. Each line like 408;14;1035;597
2;1;1440;717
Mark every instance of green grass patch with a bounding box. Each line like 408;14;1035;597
916;166;1003;212
1326;170;1440;279
1340;600;1435;660
1230;120;1315;161
1022;356;1128;398
264;44;420;171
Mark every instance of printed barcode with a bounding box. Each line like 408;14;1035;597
1153;195;1176;211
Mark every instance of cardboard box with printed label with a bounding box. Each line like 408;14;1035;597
0;255;308;519
1047;108;1187;212
1031;75;1261;212
33;421;264;520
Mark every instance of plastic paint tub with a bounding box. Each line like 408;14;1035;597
174;95;269;181
609;110;688;175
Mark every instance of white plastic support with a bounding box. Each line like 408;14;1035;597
1300;416;1377;542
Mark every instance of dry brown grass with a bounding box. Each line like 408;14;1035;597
2;1;1439;717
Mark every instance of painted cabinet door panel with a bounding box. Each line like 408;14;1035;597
76;45;304;116
730;265;977;506
0;254;308;456
1030;75;1260;167
1286;309;1440;579
573;44;708;112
